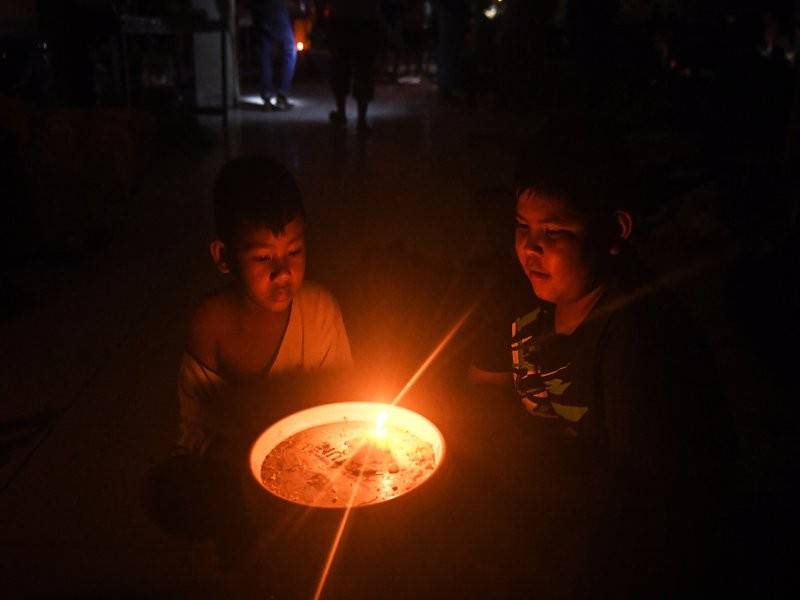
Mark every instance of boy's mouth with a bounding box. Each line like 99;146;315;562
269;286;293;302
526;265;549;279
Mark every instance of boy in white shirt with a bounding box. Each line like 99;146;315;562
151;156;351;567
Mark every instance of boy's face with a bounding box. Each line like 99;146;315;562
514;190;600;306
228;217;306;313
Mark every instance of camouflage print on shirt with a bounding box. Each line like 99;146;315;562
511;306;588;424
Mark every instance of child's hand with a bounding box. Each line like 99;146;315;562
521;397;558;419
522;397;539;414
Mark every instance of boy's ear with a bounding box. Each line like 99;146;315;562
610;210;633;255
615;210;633;240
210;240;230;274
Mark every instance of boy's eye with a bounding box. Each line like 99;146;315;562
544;229;568;239
288;247;305;257
515;221;529;230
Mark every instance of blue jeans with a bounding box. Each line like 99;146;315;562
251;1;296;97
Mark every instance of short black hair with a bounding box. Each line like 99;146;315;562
212;156;305;245
514;117;634;219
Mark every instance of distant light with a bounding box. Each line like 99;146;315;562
240;94;265;106
483;5;497;19
238;94;308;109
296;41;305;52
397;75;421;85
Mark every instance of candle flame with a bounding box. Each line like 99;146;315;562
374;410;388;439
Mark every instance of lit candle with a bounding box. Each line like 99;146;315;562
374;410;388;440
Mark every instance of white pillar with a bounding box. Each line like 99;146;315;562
191;0;237;109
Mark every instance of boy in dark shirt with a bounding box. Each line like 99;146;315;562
469;131;738;596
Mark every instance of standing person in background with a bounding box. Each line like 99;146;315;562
401;0;426;78
381;0;405;81
327;0;382;133
432;0;467;103
250;0;297;110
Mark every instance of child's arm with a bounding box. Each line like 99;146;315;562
176;354;221;455
467;300;515;388
185;299;221;374
175;301;223;456
467;365;513;387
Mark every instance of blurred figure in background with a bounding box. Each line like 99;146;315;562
400;0;426;78
249;0;296;110
432;0;467;102
327;0;382;133
381;0;405;81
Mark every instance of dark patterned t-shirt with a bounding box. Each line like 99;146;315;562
471;267;731;472
511;305;589;424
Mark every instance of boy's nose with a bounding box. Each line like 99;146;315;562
269;258;290;281
524;234;543;254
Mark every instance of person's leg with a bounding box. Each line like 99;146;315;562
356;100;369;130
145;453;256;568
205;458;258;569
273;8;297;99
251;5;275;103
352;25;377;132
408;29;423;76
329;21;350;125
145;454;222;542
436;3;466;100
336;94;347;116
387;21;403;78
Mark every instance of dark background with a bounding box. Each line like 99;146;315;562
1;0;798;596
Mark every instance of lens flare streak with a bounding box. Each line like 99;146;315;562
311;446;372;600
311;303;476;599
391;304;476;407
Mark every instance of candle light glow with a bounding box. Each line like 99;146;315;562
373;410;388;440
250;304;475;600
251;403;443;509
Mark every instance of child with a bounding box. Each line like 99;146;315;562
469;129;736;596
176;155;352;459
147;157;351;567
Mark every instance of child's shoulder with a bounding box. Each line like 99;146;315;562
294;281;346;330
295;280;341;310
185;290;238;371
